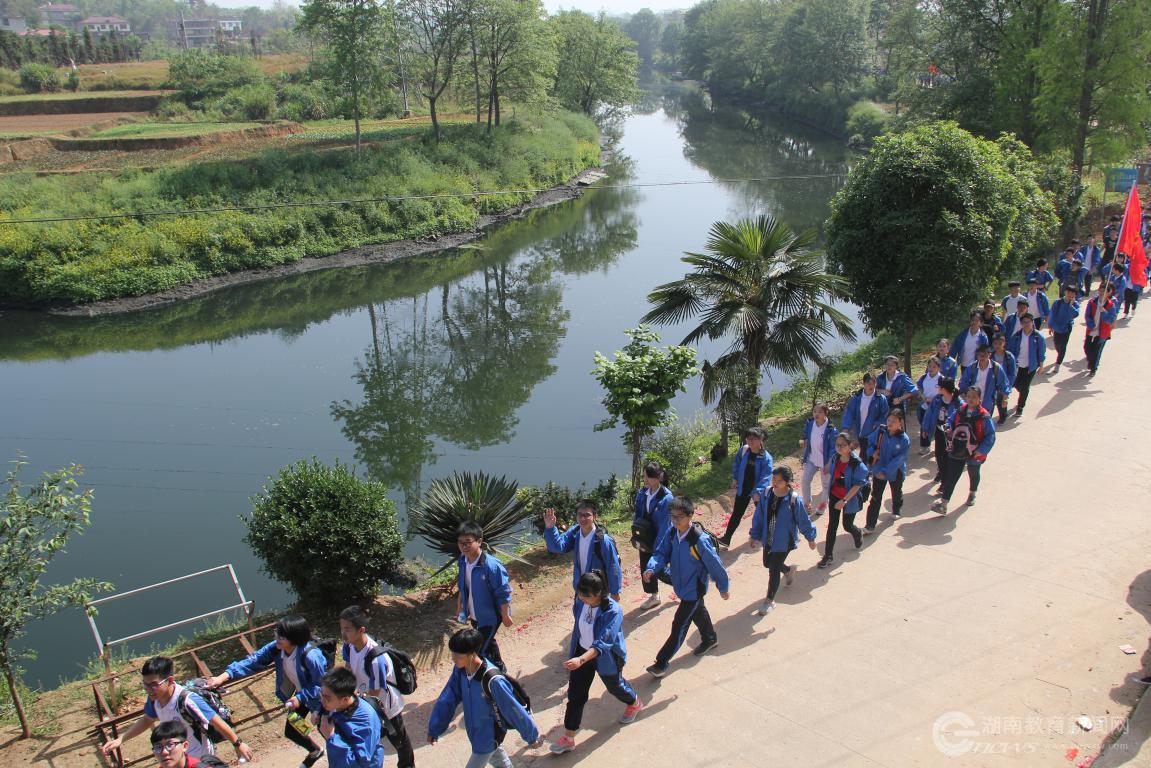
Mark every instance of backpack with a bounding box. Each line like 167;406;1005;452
629;516;655;551
363;643;419;695
177;680;234;745
299;638;337;688
187;756;230;768
591;524;622;571
683;521;719;561
477;662;532;745
947;409;981;460
356;692;394;738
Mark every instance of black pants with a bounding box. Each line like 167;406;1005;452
638;548;658;595
1084;335;1108;373
764;550;792;601
933;430;948;481
655;596;714;665
1124;287;1140;313
383;711;415;768
865;470;903;528
1014;367;1037;410
1053;331;1071;365
824;502;860;558
940;456;981;501
283;704;318;753
721;494;754;544
995;395;1008;423
1084;272;1094;295
471;620;506;673
563;644;636;731
917;404;931;448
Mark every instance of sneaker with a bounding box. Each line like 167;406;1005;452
639;595;661;611
919;447;930;456
716;539;730;551
809;508;822;520
966;493;977;506
817;555;833;569
550;737;576;755
784;568;795;587
862;526;876;536
646;663;669;678
931;500;947;515
619;697;644;724
1137;676;1151;686
996;415;1007;425
301;750;324;768
752;601;774;616
853;531;863;549
1013;408;1023;418
692;637;718;656
1052;363;1061;374
891;510;902;519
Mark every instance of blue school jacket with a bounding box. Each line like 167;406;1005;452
731;445;772;498
749;491;818;554
1003;313;1025;339
948;405;996;465
801;418;836;467
991;350;1018;388
225;641;328;711
1054;258;1072;282
457;552;512;628
645;526;730;600
567;597;627;676
1101;262;1129;296
326;697;385;768
633;485;671;548
952;328;990;366
935;355;959;379
428;665;539;754
869;426;910;480
1007;330;1046;371
1061;268;1086;295
958;361;1008;411
923;394;961;438
1077;244;1100;272
1026;269;1055;289
842;389;890;445
823;453;870;516
1048;298;1080;334
1028;291;1051;321
544;524;623;596
876;370;917;408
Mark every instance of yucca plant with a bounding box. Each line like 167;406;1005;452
411;471;534;573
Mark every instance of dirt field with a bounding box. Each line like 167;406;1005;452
0;112;150;135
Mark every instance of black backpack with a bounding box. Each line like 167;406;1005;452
848;456;871;504
363;643;419;695
590;524;622;570
683;521;720;560
629;517;655;551
298;638;337;690
948;409;981;460
477;662;532;744
177;680;234;745
191;756;229;767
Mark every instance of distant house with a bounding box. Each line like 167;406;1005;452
37;2;80;29
175;16;243;49
21;28;55;36
0;16;28;34
81;15;131;33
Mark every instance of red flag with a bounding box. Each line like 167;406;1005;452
1116;184;1148;288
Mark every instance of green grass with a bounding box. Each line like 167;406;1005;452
90;121;262;139
0;89;166;103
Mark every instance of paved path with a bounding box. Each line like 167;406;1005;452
257;314;1151;768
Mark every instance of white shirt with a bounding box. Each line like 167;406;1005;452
464;555;480;619
808;421;828;469
962;331;981;366
282;648;301;694
349;636;404;718
921;372;940;402
1003;294;1021;316
976;363;992;398
1026;289;1042;314
577;603;598;650
577;528;594;574
859;392;874;423
148;683;214;758
1019;331;1035;369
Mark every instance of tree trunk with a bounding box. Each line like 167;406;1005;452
630;430;643;489
493;80;501;126
1;646;30;739
429;96;441;142
1067;0;1107;241
470;29;482;124
904;322;914;376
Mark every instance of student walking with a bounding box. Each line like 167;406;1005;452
1003;296;1030;339
1084;284;1120;377
876;355;917;412
748;467;817;615
720;428;771;547
544;499;623;600
842;373;890;457
864;409;911;531
1006;313;1045;417
1026;258;1055;291
979;301;1005;340
818;431;868;569
632;462;672;609
1077;236;1101;294
933;338;959;380
100;657;251;764
952;313;990;371
455;522;513;673
799;405;835;518
206;616;329;767
427;629;542;768
1023;277;1050;330
959;345;1008;415
548;571;643;755
916;357;943;454
318;668;386;768
921;378;960;484
1000;281;1024;318
989;334;1018;424
931;386;996;515
1046;286;1080;374
643;497;730;677
337;606;415;768
147;722;229;768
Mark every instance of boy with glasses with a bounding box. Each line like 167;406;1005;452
148;721;228;768
101;656;251;763
544;499;623;601
456;521;513;674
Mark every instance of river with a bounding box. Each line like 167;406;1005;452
0;86;857;687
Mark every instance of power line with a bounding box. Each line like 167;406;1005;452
0;175;845;226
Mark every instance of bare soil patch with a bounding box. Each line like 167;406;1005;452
0;112;150;134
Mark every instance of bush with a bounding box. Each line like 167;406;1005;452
517;475;623;534
845;100;891;143
642;415;716;490
65;70;80;92
410;471;533;570
168;50;264;104
19;64;60;94
278;82;331;122
215;84;277;121
243;458;406;603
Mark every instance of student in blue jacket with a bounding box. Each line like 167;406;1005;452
633;461;672;610
548;571;643;755
1046;284;1080;374
876;355;917;412
916;356;943;454
931;386;996;515
819;431;869;569
1003;296;1029;339
543;499;623;601
643;497;730;677
318;668;385;768
841;373;890;457
863;409;911;532
1024;277;1051;330
1026;258;1055;291
1061;258;1087;297
798;406;835;518
953;313;989;370
427;629;542;768
979;301;1006;341
749;466;817;616
932;338;959;380
720;427;772;547
1077;237;1101;294
1006;313;1045;418
456;521;513;673
989;334;1018;424
921;378;961;485
958;345;1008;414
206;615;329;767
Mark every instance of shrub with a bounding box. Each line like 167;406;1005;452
215;83;277;121
411;471;533;570
19;64;60;94
65;70;80;92
278;82;331;121
517;475;623;534
168;50;264;104
845;100;891;143
642;414;716;490
243;458;406;603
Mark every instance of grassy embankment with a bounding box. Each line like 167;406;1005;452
0;109;599;306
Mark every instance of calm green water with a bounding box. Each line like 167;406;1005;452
0;87;857;687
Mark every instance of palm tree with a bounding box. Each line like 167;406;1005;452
642;215;857;412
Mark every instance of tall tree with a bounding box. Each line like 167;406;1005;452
624;7;661;71
472;0;555;130
549;10;639;116
642;215;855;403
400;0;466;141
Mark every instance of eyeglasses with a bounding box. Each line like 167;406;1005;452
152;740;183;755
142;678;169;691
669;514;688;522
576;512;595;519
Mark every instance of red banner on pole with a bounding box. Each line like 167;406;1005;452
1117;185;1148;288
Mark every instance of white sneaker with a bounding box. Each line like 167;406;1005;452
639;595;661;611
753;601;775;616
